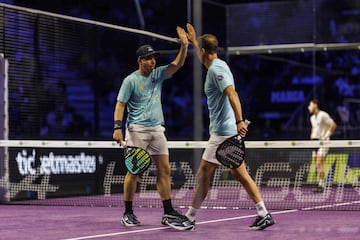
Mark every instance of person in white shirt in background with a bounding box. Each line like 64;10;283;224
308;99;337;192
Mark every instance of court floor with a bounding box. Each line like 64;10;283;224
1;204;359;240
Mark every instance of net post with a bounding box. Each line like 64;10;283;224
0;54;10;203
192;0;203;171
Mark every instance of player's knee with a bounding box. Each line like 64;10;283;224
157;165;171;178
126;172;138;181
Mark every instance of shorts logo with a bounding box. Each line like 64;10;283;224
217;75;223;81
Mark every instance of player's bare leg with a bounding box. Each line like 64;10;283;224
315;155;326;192
122;173;140;226
151;154;172;200
152;154;193;229
124;172;138;201
184;160;216;222
231;163;262;203
231;163;275;230
191;160;217;209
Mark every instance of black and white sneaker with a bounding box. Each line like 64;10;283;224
162;210;195;231
248;213;275;230
161;210;183;225
122;212;140;226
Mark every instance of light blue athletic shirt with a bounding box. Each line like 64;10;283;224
117;65;168;127
205;58;237;136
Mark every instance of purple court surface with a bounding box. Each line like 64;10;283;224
1;204;359;240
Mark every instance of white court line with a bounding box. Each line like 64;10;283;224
300;200;360;211
62;201;360;240
62;226;171;240
61;210;290;240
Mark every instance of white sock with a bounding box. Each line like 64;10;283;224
185;207;197;222
255;201;268;217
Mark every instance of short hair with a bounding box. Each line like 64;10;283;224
310;99;321;109
198;34;218;54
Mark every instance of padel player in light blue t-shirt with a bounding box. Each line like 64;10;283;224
112;26;194;230
176;23;275;232
205;58;237;136
117;65;167;127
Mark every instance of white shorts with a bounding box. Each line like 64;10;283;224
125;124;169;155
316;147;329;157
202;135;231;165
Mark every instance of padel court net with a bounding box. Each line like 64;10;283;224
0;140;359;211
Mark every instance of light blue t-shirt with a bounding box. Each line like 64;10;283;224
205;59;237;136
117;65;168;127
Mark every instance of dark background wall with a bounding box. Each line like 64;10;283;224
1;0;360;141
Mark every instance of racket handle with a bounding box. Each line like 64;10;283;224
119;142;126;148
244;119;251;128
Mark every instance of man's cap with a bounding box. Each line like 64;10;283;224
136;45;160;58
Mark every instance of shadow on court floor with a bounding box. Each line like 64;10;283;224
0;205;359;240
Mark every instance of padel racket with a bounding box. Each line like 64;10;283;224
215;120;250;169
124;146;151;175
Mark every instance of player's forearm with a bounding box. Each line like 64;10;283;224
114;102;126;122
113;102;126;143
330;121;337;132
173;44;188;67
228;90;243;122
325;121;337;138
191;40;202;63
167;45;188;76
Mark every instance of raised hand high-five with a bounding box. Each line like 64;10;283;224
176;26;188;47
186;23;202;62
186;23;197;45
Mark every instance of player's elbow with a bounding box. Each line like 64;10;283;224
228;89;239;100
332;121;337;130
166;63;182;77
224;85;238;97
172;60;185;68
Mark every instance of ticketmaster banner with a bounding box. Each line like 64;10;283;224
5;147;360;210
8;147;126;200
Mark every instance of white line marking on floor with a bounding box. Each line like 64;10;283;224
62;200;360;240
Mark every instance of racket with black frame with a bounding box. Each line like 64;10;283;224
124;145;151;175
215;120;250;169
